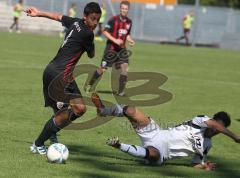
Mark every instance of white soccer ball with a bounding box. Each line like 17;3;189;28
46;143;69;164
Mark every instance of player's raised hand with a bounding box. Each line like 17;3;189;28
234;136;240;143
126;35;135;47
115;39;124;46
25;7;40;17
128;39;135;47
205;161;216;171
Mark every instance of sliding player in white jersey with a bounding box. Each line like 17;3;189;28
91;93;240;170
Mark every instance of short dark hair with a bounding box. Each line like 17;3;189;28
120;1;130;7
84;2;101;16
213;111;231;127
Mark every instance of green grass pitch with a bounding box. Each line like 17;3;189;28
0;32;239;178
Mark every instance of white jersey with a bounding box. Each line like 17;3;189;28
136;115;212;164
167;115;212;159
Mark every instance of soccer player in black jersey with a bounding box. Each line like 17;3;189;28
86;1;135;96
25;3;102;154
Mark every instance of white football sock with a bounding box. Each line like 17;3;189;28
120;143;147;158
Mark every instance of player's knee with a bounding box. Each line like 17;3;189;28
146;146;160;162
123;106;136;117
72;103;86;116
54;110;71;128
120;63;129;75
68;104;86;122
120;71;128;76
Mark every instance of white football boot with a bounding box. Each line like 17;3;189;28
30;142;47;155
106;137;121;148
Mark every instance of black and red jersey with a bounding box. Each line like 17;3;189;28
104;15;132;50
49;15;94;81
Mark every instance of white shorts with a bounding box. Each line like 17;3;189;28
135;118;169;164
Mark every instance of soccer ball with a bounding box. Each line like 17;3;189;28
46;143;69;164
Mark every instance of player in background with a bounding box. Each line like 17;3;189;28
9;0;24;33
176;11;194;46
95;2;107;42
85;0;135;96
91;93;240;170
25;2;101;154
59;3;77;38
68;3;77;18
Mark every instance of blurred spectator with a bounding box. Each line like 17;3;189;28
68;3;77;18
176;11;194;45
59;3;77;38
9;0;24;33
95;2;107;41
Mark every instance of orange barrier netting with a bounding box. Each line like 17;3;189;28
111;0;177;5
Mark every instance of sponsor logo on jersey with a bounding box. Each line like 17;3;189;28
118;29;128;35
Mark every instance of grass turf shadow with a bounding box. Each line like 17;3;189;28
67;144;140;177
67;144;240;178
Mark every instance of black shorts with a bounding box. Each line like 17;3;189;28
184;28;190;34
43;64;82;113
13;17;19;21
101;46;130;69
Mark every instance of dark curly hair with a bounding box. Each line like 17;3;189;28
213;111;231;127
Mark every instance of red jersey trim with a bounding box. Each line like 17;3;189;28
63;52;82;83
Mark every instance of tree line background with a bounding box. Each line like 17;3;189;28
178;0;240;9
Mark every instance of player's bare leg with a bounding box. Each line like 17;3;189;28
91;93;160;162
118;63;128;96
9;17;18;32
54;98;86;128
91;92;149;127
31;97;86;154
123;105;151;129
185;31;189;45
176;29;188;44
85;67;106;93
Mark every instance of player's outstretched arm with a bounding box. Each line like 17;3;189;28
193;162;216;171
126;35;135;47
205;119;240;143
25;7;62;22
86;44;95;58
102;30;123;46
